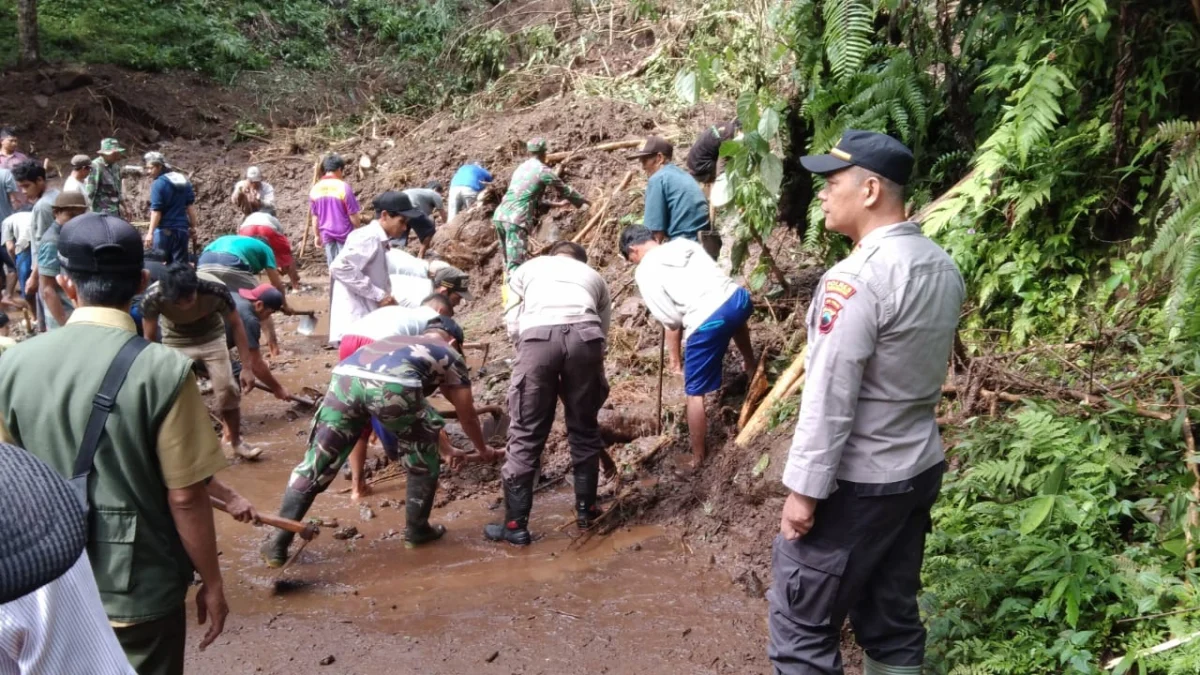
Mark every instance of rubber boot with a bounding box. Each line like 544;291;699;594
403;473;446;548
863;656;922;675
484;474;534;545
260;488;316;568
574;459;603;529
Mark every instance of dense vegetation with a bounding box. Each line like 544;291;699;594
10;0;1200;669
681;0;1200;671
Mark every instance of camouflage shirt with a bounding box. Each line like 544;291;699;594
492;158;585;227
333;335;470;394
86;157;122;216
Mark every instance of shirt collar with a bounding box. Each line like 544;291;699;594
66;307;137;333
855;221;920;249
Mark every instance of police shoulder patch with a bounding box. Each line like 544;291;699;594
824;279;857;299
818;297;843;334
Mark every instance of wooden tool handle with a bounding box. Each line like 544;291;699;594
210;497;312;536
251;381;316;407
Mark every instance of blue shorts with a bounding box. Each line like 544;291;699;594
684;287;753;396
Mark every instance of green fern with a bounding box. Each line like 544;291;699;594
821;0;872;83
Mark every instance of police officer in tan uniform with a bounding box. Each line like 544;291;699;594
769;131;966;675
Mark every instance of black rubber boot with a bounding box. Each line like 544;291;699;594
484;474;534;545
260;488;316;568
404;472;446;548
574;458;603;529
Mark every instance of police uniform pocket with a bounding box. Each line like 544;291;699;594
90;507;138;594
773;534;851;626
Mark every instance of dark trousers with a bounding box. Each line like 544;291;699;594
502;322;609;481
768;462;945;675
113;604;187;675
153;229;189;265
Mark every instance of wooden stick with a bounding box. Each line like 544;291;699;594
1176;378;1200;569
735;346;808;447
572;171;634;245
545;140;643;164
582;170;636;247
297;160;321;260
656;326;665;435
1105;630;1200;670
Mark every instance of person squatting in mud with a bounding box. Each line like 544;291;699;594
485;240;612;546
260;321;504;567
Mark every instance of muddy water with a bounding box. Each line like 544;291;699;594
183;297;771;674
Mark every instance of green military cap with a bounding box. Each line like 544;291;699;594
526;138;548;154
98;138;125;153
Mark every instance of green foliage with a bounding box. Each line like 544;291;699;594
1;0;474;83
924;406;1200;673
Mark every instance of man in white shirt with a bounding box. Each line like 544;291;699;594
328;191;423;347
622;224;756;471
61;155;92;203
0;442;136;674
1;210;32;307
230;166;276;216
337;293;455;499
485;241;612;546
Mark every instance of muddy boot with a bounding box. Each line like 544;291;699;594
483;474;534;546
260;488;316;568
403;473;446;548
574;459;603;529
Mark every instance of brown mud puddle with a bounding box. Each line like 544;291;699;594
184;287;771;674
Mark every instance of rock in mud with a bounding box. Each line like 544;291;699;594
319;655;336;666
359;505;376;521
333;526;359;540
598;409;657;444
429;215;498;271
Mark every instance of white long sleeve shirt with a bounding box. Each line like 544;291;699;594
329;222;391;343
504;255;611;341
0;553;136;675
633;238;738;340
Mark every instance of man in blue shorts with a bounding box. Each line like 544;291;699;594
622;224;755;471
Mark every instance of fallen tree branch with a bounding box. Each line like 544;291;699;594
545;139;642;164
1105;630;1200;670
941;385;1173;421
573;170;634;244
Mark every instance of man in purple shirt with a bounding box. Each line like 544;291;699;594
308;154;362;265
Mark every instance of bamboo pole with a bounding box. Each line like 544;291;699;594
545;139;643;164
738;354;770;429
735;346;808;447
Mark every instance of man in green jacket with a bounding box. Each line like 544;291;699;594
0;213;258;675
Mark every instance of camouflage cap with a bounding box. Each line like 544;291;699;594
98;138;125;153
527;138;548;154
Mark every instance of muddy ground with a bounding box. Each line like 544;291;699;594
0;21;856;668
176;281;774;674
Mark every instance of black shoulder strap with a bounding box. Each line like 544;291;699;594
70;335;152;507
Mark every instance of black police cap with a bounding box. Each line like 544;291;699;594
57;213;144;274
800;130;915;186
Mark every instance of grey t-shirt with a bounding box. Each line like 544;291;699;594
225;295;262;351
403;188;443;217
31;189;59;248
0;169;16;224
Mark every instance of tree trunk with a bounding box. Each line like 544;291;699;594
16;0;39;66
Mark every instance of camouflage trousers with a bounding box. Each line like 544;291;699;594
493;219;529;274
287;374;445;495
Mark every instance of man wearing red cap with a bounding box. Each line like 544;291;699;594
139;263;271;461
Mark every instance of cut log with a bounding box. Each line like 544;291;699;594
737;355;771;429
735;346;808;448
598;409;658;445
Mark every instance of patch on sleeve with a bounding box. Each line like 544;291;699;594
818;297;843;334
824;279;857;299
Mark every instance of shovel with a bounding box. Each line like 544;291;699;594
295;311;318;336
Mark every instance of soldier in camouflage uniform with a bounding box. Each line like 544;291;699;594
492;138;590;276
86;138;125;217
260;321;503;567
